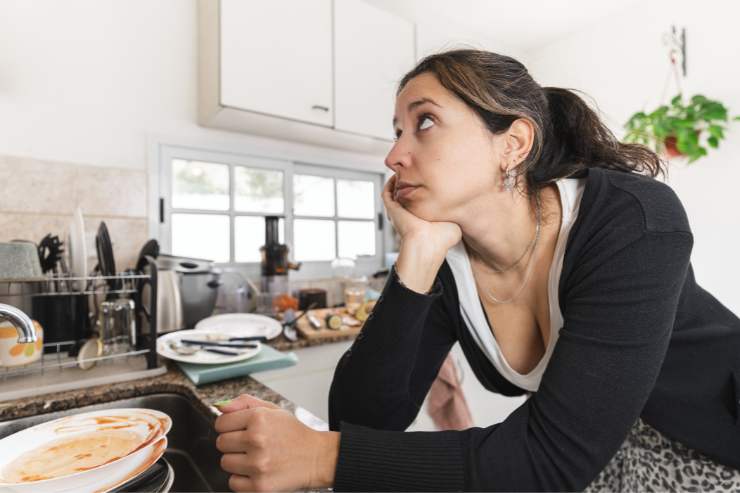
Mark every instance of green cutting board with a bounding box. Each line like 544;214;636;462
176;344;298;385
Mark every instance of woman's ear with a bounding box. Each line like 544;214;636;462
502;118;535;165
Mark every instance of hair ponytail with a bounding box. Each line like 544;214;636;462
536;86;665;182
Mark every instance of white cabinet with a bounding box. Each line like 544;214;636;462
220;0;334;127
334;0;416;140
198;0;416;153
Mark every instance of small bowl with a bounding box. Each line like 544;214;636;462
0;320;44;367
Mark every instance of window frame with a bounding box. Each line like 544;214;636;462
293;162;383;271
157;145;385;279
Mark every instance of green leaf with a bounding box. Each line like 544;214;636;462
676;136;691;154
707;136;719;148
674;119;695;129
687;130;700;146
649;106;669;119
704;107;728;121
653;123;669;138
707;124;723;138
671;94;683;106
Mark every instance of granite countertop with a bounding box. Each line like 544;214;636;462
0;332;357;424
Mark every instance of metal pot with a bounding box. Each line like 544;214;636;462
156;255;222;330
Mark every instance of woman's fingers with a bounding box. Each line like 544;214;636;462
229;474;260;493
216;429;250;453
214;408;253;433
215;393;279;414
221;453;251;476
382;174;420;234
381;175;398;211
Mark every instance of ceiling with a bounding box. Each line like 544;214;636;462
365;0;643;54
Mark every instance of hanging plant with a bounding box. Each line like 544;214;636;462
623;94;740;163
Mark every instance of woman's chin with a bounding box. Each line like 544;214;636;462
404;201;448;223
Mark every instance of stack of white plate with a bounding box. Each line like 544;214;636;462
157;313;283;365
0;408;171;493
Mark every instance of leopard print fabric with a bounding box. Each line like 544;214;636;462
584;418;740;492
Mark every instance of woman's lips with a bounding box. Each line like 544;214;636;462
395;185;419;200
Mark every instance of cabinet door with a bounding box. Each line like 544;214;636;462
334;0;415;140
220;0;334;126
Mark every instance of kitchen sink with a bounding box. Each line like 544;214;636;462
0;393;230;492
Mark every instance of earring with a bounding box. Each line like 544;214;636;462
503;168;516;192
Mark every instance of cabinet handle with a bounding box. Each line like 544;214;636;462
311;105;330;112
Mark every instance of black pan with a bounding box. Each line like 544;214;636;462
96;221;118;293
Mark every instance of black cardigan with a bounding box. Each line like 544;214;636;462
328;167;740;492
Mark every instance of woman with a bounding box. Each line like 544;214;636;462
214;49;740;492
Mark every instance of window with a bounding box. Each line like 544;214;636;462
158;146;384;277
292;167;378;262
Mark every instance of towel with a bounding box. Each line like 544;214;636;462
426;352;474;430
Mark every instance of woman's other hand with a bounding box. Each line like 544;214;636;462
383;174;461;293
214;394;339;492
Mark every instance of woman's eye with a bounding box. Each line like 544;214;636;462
418;115;434;131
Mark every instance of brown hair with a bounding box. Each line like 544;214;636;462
398;49;666;196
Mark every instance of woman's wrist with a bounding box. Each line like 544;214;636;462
395;238;447;294
310;431;340;489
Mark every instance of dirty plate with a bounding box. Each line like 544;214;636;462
157;330;262;365
0;408;171;493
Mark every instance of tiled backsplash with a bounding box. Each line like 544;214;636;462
0;154;149;271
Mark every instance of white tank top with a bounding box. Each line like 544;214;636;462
445;178;586;391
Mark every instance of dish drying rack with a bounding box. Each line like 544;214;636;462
0;257;166;402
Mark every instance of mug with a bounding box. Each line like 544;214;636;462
0;320;44;367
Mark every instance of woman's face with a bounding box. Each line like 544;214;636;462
385;72;505;222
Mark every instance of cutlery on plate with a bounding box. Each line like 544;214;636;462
179;339;259;349
168;340;249;357
202;334;268;343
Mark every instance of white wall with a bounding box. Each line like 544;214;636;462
0;0;385;172
526;0;740;315
368;0;528;60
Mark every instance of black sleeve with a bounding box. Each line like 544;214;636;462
329;229;694;492
328;263;458;432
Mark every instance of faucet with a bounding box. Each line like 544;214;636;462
0;303;37;343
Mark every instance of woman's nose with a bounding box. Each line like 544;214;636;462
384;141;411;171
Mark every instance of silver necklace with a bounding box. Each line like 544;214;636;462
484;194;541;274
475;193;542;304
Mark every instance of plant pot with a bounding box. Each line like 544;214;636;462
663;136;683;158
663;129;701;159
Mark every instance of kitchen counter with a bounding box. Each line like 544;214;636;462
0;332;357;424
